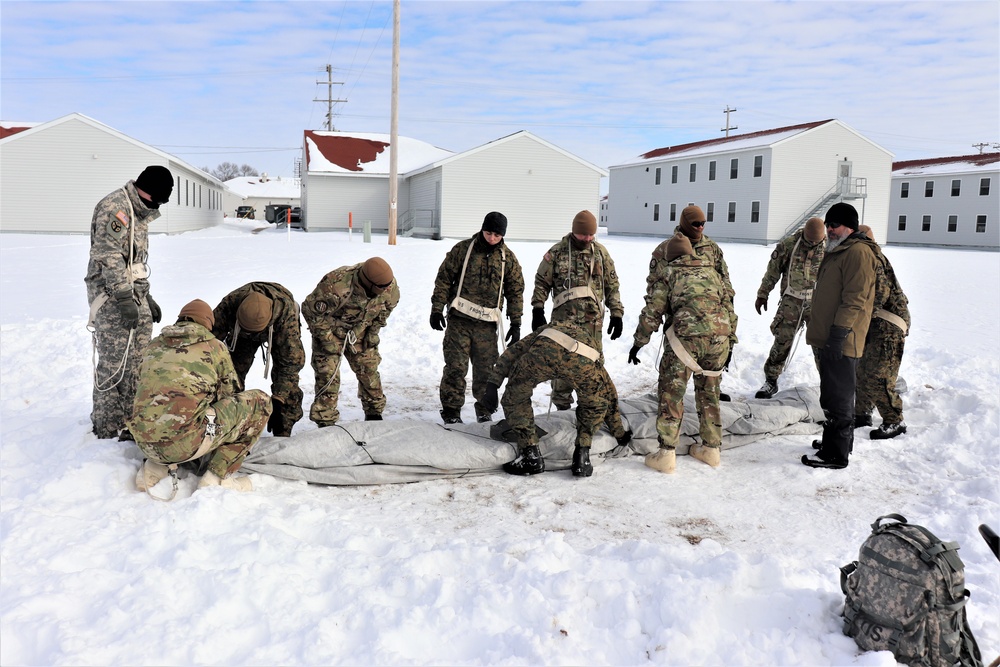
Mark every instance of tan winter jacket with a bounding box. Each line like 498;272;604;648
805;234;877;358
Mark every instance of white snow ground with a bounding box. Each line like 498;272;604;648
1;220;998;666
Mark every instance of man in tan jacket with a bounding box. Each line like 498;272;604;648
802;203;877;469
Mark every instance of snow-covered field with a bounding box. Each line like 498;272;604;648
1;220;997;666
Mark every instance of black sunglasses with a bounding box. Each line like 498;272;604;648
690;220;706;228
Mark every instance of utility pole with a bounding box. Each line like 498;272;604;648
721;106;738;137
972;142;990;154
388;0;400;245
314;64;347;131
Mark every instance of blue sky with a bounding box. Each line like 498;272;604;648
2;1;998;180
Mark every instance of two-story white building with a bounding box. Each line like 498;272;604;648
607;119;893;244
887;153;999;249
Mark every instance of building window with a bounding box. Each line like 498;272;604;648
900;182;909;198
922;215;931;231
730;158;738;179
981;178;991;196
924;181;934;197
176;177;181;205
951;179;961;196
669;203;676;222
976;215;987;233
898;215;906;231
753;155;763;177
689;164;697;182
751;201;761;223
671;166;678;184
948;215;958;232
706;202;715;222
728;201;737;222
653;204;660;222
185;180;189;206
655;167;661;185
199;185;203;208
709;161;717;181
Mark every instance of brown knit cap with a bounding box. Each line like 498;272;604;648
572;210;597;235
666;232;694;261
804;217;826;243
361;257;394;287
178;299;214;330
237;292;273;333
858;225;875;241
679;205;706;240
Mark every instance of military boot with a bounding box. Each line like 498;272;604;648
854;412;873;428
135;460;171;491
503;445;545;476
364;413;383;421
571;446;593;477
690;444;721;467
644;447;676;474
198;471;253;492
870;421;907;440
440;408;463;424
755;378;778;399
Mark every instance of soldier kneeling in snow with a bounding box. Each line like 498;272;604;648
128;299;272;495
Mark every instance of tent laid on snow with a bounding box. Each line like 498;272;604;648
241;387;824;485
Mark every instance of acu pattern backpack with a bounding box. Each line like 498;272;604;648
840;514;983;667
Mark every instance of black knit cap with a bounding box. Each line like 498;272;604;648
482;211;507;236
135;165;174;204
826;202;859;231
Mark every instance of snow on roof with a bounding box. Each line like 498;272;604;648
0;122;39;139
892;153;1000;176
304;130;454;175
614;120;836;167
224;175;300;198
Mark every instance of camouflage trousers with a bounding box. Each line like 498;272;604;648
309;333;384;425
763;295;814;380
231;338;304;435
550;318;604;409
501;336;613;449
90;292;152;438
136;389;271;477
440;315;500;419
655;335;729;449
856;318;906;423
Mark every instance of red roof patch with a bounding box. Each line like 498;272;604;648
640;119;834;160
305;130;389;172
893;153;1000;171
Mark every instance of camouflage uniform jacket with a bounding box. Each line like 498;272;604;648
532;234;623;325
864;242;911;334
756;229;825;301
301;264;400;348
489;319;600;385
634;254;737;347
128;321;239;447
805;234;877;357
212;281;305;395
646;229;734;302
431;235;524;325
85;180;160;302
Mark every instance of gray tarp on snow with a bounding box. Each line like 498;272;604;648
241;386;825;485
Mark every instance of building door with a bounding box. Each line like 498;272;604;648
838;160;853;194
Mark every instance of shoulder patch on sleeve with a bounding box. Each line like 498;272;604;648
115;210;130;227
649;259;657;271
543;252;552;262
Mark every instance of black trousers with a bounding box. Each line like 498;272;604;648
816;348;859;465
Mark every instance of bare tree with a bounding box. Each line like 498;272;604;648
210;162;241;181
238;164;260;177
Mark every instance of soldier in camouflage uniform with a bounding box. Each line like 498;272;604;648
855;226;910;440
481;319;631;478
85;165;173;440
431;212;524;424
127;300;272;492
753;217;826;398
531;210;624;410
301;257;399;426
628;231;738;473
212;282;305;437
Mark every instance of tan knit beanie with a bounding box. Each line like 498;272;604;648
178;299;214;330
679;205;706;240
572;210;597;235
666;232;694;261
804;217;826;243
858;225;875;241
237;292;273;333
361;257;394;288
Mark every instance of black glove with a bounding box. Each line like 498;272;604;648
266;405;287;436
531;307;546;331
114;288;139;329
505;323;520;345
627;345;642;365
754;297;767;315
724;347;733;371
147;293;162;324
430;311;446;331
822;325;850;362
607;316;623;340
481;382;500;414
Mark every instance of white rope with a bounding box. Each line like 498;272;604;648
92;327;134;392
315;330;356;398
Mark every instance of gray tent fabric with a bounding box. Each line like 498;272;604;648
241;386;824;486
